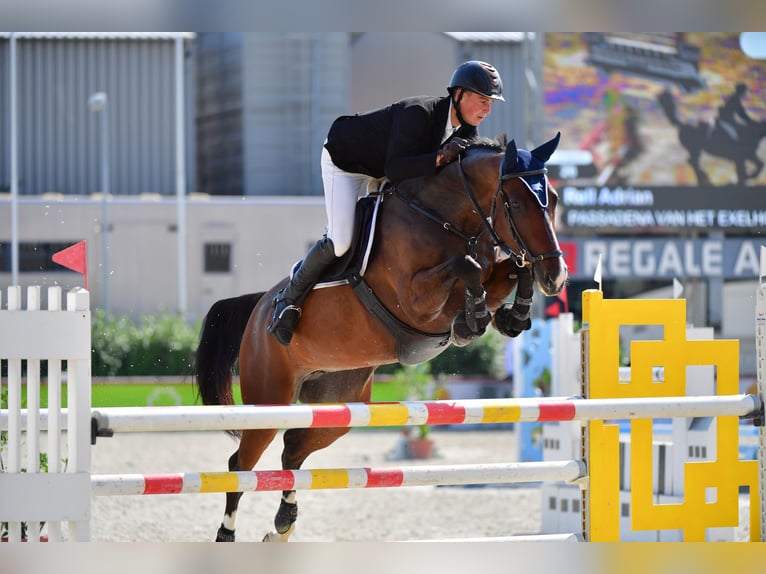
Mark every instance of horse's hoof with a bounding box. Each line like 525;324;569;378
275;500;298;533
262;528;292;542
493;302;531;338
450;312;487;346
216;524;236;542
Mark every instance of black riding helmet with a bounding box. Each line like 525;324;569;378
447;61;504;128
448;60;505;102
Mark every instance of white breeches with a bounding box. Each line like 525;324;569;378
321;147;383;256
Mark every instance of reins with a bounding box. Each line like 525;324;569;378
391;186;483;259
392;151;562;267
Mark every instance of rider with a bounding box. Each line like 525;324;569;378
716;82;758;142
268;60;505;345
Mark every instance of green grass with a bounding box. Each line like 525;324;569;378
91;383;215;407
15;380;408;408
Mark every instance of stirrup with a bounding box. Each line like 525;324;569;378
268;297;302;346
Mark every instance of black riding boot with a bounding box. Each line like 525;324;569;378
267;236;338;346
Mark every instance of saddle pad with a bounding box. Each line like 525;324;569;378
310;193;382;288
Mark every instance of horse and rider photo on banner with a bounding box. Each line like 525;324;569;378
543;33;766;236
545;33;766;190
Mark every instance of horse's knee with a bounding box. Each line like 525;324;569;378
452;255;482;293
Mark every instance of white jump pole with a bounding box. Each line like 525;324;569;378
92;460;587;497
83;394;761;436
4;395;758;435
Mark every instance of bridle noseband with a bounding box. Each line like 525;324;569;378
494;163;564;267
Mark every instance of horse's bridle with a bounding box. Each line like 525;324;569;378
393;153;563;268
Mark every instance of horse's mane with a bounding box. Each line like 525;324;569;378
396;133;508;194
465;133;507;154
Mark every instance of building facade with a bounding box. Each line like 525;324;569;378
0;33;195;197
1;32;763;377
2;32;535;321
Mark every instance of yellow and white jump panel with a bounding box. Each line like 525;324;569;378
582;289;760;542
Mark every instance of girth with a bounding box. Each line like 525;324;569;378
346;271;451;366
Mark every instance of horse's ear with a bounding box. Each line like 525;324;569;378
531;132;561;163
503;139;518;174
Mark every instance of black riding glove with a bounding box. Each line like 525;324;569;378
439;137;468;166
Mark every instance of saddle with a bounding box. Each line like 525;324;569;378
306;190;452;365
312;193;381;288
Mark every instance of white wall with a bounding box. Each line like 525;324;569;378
0;195;326;321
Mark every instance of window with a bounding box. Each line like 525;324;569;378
0;241;80;272
204;242;232;273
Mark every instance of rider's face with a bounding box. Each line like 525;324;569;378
455;90;496;127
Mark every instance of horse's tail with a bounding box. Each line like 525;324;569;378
657;90;680;126
194;292;265;406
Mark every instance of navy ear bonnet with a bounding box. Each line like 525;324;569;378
501;132;560;208
518;153;548;208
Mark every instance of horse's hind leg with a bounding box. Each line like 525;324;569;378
747;156;764;180
736;160;749;185
687;151;710;185
262;368;375;542
216;428;280;542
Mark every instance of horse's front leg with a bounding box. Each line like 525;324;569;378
493;265;534;338
408;255;488;344
483;257;521;309
474;256;534;339
448;255;492;346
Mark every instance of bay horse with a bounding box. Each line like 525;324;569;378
194;132;568;542
658;89;766;185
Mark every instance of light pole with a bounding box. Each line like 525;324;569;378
88;91;110;314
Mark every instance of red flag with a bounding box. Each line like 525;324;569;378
545;300;561;317
52;240;88;289
544;285;569;318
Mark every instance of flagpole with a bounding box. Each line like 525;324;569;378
10;33;19;285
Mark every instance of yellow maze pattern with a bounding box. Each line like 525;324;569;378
582;289;759;542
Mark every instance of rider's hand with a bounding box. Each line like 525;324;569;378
438;137;468;166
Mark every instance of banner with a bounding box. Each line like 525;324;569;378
545;33;766;233
559;184;766;231
560;237;765;280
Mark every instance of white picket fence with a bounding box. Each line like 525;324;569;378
0;286;91;542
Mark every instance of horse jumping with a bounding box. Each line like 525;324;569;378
193;133;568;542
